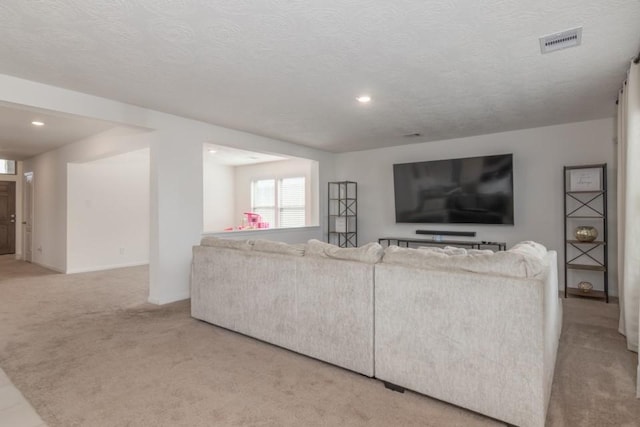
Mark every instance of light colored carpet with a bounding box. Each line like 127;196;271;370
0;255;638;426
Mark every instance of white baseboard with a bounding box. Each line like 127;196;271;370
65;261;149;274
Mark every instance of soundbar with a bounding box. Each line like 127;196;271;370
416;230;476;237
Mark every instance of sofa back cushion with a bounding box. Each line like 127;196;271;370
306;239;384;264
253;239;306;256
201;236;254;251
383;241;547;278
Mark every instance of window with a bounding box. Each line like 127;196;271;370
0;159;16;175
252;176;306;228
279;177;305;227
251;179;276;227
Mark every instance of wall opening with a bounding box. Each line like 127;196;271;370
202;144;319;234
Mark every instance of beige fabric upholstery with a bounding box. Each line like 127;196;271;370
305;239;334;257
200;236;253;251
323;242;384;264
191;240;561;426
252;239;305;256
305;240;384;264
383;244;546;278
418;246;468;255
374;251;562;427
509;240;548;259
191;245;375;376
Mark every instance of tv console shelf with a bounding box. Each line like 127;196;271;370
378;237;506;252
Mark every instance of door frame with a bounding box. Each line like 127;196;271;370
0;180;16;255
23;172;33;262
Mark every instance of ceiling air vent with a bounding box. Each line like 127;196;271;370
539;27;582;54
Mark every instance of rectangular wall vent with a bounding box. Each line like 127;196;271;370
539;27;582;54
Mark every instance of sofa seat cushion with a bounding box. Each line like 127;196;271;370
383;241;547;278
253;239;305;256
306;240;384;264
200;236;254;251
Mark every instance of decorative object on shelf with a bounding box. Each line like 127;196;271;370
328;181;357;247
574;226;598;242
569;167;601;191
578;281;593;293
563;163;608;303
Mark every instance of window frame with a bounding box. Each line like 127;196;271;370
251;174;307;229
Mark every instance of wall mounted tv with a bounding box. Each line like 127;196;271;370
393;154;514;225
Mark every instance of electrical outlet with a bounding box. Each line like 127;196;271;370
119;247;125;255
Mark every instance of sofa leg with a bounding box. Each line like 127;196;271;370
382;381;405;393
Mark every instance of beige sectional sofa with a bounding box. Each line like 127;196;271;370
191;238;381;376
190;238;562;427
375;246;562;427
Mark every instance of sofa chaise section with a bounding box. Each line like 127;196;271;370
374;249;562;427
191;244;375;377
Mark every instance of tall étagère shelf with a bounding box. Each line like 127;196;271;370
563;164;608;303
328;181;357;247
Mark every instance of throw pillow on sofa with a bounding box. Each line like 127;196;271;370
200;236;254;251
418;246;468;255
306;239;334;257
508;240;547;260
306;239;384;264
325;242;384;264
383;243;547;278
253;239;305;256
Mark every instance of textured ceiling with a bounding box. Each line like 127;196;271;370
0;1;638;153
0;104;114;160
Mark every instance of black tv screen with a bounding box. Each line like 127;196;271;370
393;154;514;225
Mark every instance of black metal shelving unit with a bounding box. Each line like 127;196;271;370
328;181;357;247
563;164;609;303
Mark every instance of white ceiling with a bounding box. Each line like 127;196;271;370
0;104;115;160
203;143;288;166
0;1;638;153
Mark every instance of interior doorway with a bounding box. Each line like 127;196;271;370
0;181;16;255
23;172;33;262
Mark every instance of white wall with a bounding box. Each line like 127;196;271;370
1;73;334;304
203;154;235;232
234;158;320;228
335;118;618;295
0;161;23;259
67;148;149;273
22;127;150;272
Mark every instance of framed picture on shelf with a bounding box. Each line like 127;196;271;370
569;168;601;191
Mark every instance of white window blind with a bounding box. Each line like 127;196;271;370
251;179;276;227
251;176;306;228
279;177;306;228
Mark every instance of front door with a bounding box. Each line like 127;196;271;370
0;181;16;255
23;173;33;262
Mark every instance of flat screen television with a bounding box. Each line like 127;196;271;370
393;154;514;225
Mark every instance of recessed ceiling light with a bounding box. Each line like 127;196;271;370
31;121;45;126
208;149;217;154
356;95;371;103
